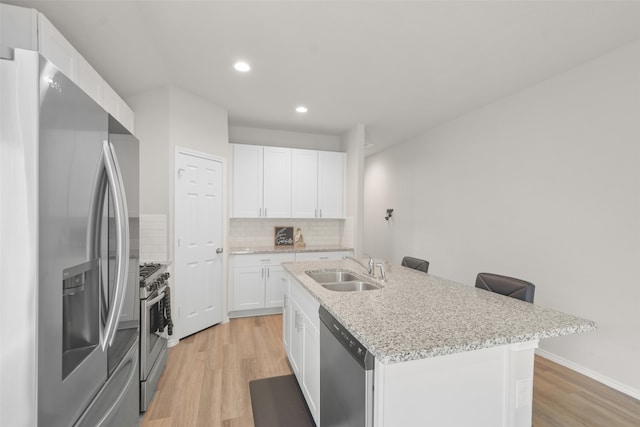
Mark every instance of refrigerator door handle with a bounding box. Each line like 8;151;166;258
100;140;130;349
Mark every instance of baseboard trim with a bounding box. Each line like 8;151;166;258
228;307;283;318
535;349;640;400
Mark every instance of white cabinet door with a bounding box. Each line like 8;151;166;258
232;144;264;217
233;265;265;310
38;13;78;83
0;4;38;52
283;292;291;353
118;101;135;134
263;146;291;218
317;151;346;218
265;264;289;308
289;298;304;376
302;316;320;423
286;276;321;425
232;253;293;311
78;56;103;106
291;149;318;218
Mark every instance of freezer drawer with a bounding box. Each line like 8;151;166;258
74;340;139;427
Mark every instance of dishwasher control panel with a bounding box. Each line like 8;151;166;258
319;306;374;370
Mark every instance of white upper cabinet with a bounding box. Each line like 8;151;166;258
78;55;103;105
317;151;346;218
1;4;135;134
291;150;345;219
263;147;292;218
233;144;264;217
291;149;319;218
232;144;345;219
103;82;135;133
38;13;79;83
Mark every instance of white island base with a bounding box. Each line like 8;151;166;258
374;340;538;427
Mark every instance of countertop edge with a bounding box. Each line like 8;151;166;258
230;246;354;255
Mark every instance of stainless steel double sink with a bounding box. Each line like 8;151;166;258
306;270;381;292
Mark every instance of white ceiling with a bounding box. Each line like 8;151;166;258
5;1;640;154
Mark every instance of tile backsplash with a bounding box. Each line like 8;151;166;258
229;218;346;247
140;214;168;262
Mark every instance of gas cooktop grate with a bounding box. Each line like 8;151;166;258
139;263;162;281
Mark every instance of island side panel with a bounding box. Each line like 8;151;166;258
374;341;538;427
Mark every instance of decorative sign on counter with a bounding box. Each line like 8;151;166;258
274;226;294;246
294;227;306;248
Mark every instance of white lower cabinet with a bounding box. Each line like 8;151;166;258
284;275;320;425
231;253;294;311
231;251;351;314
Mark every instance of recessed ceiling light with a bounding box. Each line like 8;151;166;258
296;106;308;113
234;61;251;72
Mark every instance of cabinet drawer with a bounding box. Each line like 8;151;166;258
295;251;352;261
233;253;294;267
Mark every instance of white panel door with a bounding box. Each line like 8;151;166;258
318;151;346;218
175;151;223;339
263;146;291;218
291;149;318;218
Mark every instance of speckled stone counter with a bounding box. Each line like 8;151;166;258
230;245;353;255
282;259;596;365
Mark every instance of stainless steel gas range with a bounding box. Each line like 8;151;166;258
139;263;173;411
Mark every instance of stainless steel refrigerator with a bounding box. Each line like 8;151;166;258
0;47;139;427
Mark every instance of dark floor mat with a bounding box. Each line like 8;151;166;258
249;374;315;427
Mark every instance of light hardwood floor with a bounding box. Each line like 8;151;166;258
142;315;640;427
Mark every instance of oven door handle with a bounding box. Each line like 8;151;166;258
146;290;166;308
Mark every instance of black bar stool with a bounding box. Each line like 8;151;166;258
475;272;535;303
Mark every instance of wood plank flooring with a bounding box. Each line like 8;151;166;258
141;315;291;427
532;355;640;427
142;314;640;427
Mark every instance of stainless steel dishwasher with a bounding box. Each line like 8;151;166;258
319;306;375;427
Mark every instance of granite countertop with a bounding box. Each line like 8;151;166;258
230;245;354;255
282;259;596;365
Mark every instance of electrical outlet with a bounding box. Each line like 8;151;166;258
516;379;533;408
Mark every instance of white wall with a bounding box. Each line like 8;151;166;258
364;41;640;397
229;125;341;151
127;86;171;214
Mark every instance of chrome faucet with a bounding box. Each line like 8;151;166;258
342;255;375;276
376;263;387;282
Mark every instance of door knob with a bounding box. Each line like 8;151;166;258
216;248;223;254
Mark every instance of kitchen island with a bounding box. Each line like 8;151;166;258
282;259;596;427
